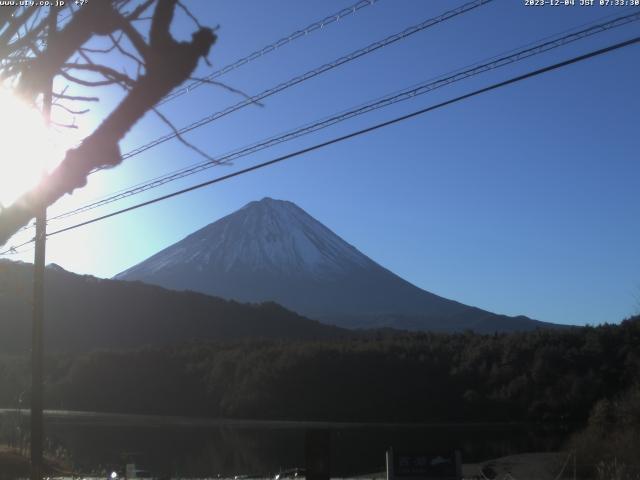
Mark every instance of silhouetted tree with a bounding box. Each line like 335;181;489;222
0;0;216;246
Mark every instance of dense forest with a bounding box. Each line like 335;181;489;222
1;315;638;425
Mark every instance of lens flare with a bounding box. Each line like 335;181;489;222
0;90;65;208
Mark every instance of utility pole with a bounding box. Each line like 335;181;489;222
30;6;56;480
30;191;46;480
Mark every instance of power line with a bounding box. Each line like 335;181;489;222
48;10;640;223
51;0;496;217
72;7;640;201
117;0;494;163
0;236;34;257
159;0;381;106
10;0;377;70
44;1;380;107
10;0;493;239
44;35;640;240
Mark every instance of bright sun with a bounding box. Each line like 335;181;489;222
0;90;65;208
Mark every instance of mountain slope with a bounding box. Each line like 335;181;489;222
0;259;346;353
116;198;553;332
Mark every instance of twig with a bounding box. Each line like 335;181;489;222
52;120;78;130
64;62;137;87
177;1;203;29
152;107;226;164
52;92;99;102
188;76;264;107
109;31;145;66
60;70;120;88
52;103;90;116
126;0;157;21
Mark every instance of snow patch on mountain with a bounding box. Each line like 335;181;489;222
117;198;374;280
115;197;548;333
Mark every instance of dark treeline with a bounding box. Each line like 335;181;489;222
0;260;347;354
1;316;639;424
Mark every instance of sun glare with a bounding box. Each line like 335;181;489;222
0;90;66;208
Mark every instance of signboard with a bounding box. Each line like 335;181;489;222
386;448;461;480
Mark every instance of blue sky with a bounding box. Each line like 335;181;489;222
5;0;640;326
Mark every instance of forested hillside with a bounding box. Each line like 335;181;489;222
1;316;638;424
0;260;347;353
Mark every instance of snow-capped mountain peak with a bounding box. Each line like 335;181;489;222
118;197;372;280
116;198;546;333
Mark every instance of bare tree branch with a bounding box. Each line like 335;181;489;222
188;76;264;107
51;120;78;129
177;1;204;30
63;62;137;88
108;31;145;67
0;0;217;246
0;6;38;57
0;6;19;32
3;9;48;57
52;103;90;116
152;106;222;163
60;70;121;88
15;1;123;100
127;0;157;21
52;92;99;102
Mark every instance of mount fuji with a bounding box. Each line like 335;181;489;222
116;198;551;332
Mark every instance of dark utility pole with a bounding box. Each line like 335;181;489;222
30;6;56;480
30;202;46;480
